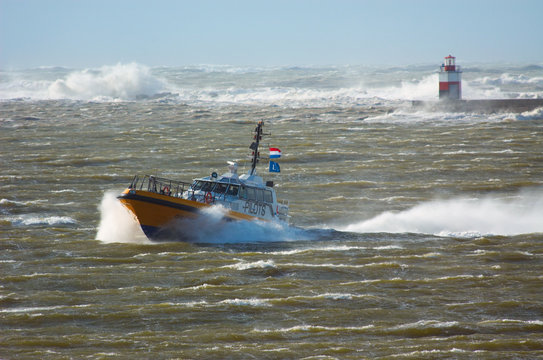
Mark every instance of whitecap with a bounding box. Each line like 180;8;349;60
47;63;167;101
225;259;277;271
219;298;271;307
8;215;76;226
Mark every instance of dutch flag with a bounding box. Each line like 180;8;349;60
269;147;281;158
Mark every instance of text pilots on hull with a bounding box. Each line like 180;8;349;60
118;121;289;240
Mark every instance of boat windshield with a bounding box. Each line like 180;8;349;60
191;180;240;197
214;182;228;194
191;180;205;191
226;185;239;196
191;180;216;192
201;181;215;192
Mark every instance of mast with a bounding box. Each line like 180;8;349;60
249;120;264;176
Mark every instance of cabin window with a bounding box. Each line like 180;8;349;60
214;183;228;194
264;190;273;203
239;185;247;199
201;181;215;192
227;185;239;196
191;181;204;191
246;187;256;201
256;189;264;202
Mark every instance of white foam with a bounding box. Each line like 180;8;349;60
94;194;307;244
368;74;438;101
364;109;485;124
269;245;367;255
48;63;166;101
341;188;543;237
253;324;375;333
7;215;76;226
2;64;542;105
471;73;543;87
95;191;150;244
165;205;309;243
515;106;543;120
392;320;461;331
0;63;167;101
225;259;277;270
219;298;271;307
1;198;48;206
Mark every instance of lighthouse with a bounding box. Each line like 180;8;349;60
439;55;462;100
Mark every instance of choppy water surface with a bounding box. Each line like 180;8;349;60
1;65;543;358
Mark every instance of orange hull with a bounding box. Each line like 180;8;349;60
118;188;258;239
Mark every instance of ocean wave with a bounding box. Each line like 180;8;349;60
282;261;406;270
1;198;48;207
3;63;541;105
224;259;277;271
269;245;369;255
1;63;168;101
253;324;375;334
48;63;167;101
471;73;543;86
218;298;272;307
7;215;76;226
515;106;543;120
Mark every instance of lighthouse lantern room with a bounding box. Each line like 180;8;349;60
439;55;462;100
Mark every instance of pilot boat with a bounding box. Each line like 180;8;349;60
117;120;289;240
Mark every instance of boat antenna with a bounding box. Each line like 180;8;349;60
249;120;264;176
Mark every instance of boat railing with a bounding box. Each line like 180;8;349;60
128;175;193;198
278;199;289;208
277;199;289;214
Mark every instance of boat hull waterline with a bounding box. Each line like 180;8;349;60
118;188;268;239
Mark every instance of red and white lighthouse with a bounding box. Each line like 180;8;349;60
439;55;462;100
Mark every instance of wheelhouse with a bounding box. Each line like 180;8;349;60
191;180;240;197
187;176;276;205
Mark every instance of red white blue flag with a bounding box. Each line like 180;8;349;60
269;147;281;158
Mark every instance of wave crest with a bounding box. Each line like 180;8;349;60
48;63;167;101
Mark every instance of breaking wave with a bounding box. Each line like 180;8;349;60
340;189;543;237
48;63;167;101
6;215;76;226
0;63;168;101
2;63;541;105
367;74;438;101
471;73;543;87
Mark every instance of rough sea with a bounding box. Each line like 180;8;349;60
1;63;543;359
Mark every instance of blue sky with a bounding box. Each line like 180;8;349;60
1;0;542;69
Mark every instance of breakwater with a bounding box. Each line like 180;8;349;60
412;99;543;113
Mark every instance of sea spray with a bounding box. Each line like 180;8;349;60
369;74;438;101
3;64;542;104
158;205;310;244
48;63;167;101
95;191;150;244
95;194;309;244
341;188;543;237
